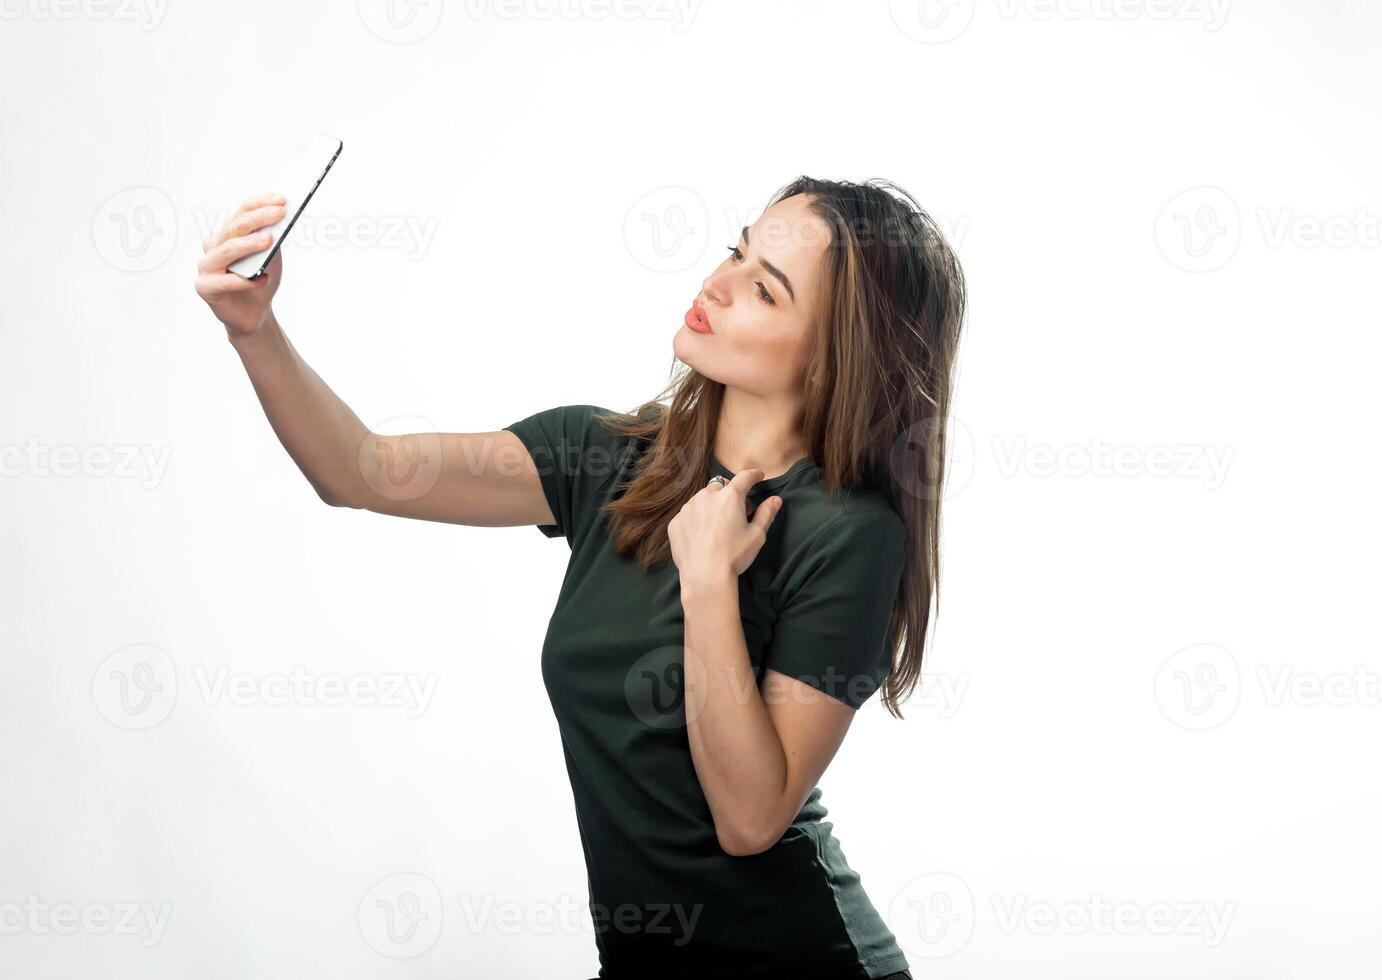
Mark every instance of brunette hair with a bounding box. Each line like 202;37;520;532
593;176;966;719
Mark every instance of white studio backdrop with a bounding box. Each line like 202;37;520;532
2;1;1379;977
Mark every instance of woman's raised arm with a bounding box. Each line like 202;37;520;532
194;193;555;529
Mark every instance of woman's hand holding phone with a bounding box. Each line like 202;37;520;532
195;192;287;339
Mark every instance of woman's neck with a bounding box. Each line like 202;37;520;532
714;388;807;478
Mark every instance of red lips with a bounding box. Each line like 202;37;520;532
683;300;713;334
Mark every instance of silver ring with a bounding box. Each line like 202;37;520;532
708;475;728;488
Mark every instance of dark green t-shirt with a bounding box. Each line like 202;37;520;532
504;403;910;980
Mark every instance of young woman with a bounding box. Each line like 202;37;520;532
195;175;966;979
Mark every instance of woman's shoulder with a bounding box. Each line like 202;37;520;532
771;480;904;567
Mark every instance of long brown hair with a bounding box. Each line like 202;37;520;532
593;176;966;719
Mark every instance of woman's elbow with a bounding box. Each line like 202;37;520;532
715;822;777;857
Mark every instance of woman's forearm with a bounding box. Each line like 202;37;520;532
681;573;791;855
227;311;375;507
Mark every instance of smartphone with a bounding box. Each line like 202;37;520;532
228;132;343;280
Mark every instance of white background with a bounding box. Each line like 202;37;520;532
2;0;1379;977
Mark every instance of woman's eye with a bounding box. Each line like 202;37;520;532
725;244;775;305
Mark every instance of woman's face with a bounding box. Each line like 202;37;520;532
674;194;831;398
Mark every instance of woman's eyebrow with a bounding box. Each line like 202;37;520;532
740;225;796;305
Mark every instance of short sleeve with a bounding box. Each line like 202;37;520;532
762;508;906;709
502;404;622;544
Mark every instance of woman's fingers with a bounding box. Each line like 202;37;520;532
240;190;286;213
197;229;273;273
221;203;285;246
203;196;286;252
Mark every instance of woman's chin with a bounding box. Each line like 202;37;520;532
671;327;698;365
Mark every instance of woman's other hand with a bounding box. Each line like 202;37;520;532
668;469;782;584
